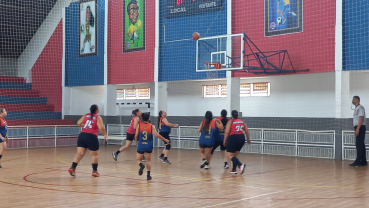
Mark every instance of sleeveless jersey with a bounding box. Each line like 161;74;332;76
214;117;229;142
137;123;154;152
199;120;216;146
159;117;171;133
229;119;245;136
127;116;141;134
80;113;99;136
0;117;8;138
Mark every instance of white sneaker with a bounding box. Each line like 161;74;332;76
283;19;287;24
224;164;229;169
239;164;246;175
291;12;296;16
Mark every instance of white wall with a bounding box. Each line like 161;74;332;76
349;71;369;118
166;73;337;118
0;58;17;76
67;85;105;115
116;82;155;116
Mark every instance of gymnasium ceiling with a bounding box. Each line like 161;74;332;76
0;0;59;58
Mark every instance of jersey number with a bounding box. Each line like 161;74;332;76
83;120;93;129
142;131;148;140
235;125;244;132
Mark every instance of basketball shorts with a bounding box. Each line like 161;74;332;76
226;134;246;153
126;133;135;141
199;143;214;149
77;132;99;151
159;132;170;144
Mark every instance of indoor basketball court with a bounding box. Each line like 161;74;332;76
0;0;368;207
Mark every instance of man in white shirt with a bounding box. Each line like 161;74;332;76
350;96;367;167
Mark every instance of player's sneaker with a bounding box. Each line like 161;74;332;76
68;167;76;176
142;156;146;162
224;163;229;169
92;170;100;177
200;160;207;168
239;164;246;175
204;165;210;169
283;19;287;24
291;12;296;16
0;164;2;169
147;175;152;180
90;47;93;52
112;152;118;161
163;160;171;164
138;163;145;176
81;49;84;53
230;169;237;174
158;156;164;161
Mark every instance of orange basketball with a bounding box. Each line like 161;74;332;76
192;32;200;40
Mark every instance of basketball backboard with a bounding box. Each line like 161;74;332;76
196;33;244;72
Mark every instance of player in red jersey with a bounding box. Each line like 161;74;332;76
68;104;108;177
211;109;230;169
223;110;250;175
0;108;8;169
112;109;142;161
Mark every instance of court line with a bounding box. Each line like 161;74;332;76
201;190;287;208
56;155;275;190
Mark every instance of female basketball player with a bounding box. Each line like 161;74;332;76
135;113;169;180
0;108;8;169
223;110;250;175
68;104;108;177
211;109;229;169
112;109;142;161
158;110;178;164
198;111;223;169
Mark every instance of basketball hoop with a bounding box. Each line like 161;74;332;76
204;62;221;79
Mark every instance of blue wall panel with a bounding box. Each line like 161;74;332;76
343;0;369;71
159;0;227;81
65;0;105;86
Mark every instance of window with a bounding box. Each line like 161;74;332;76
240;83;251;97
251;82;270;96
203;83;270;98
203;84;227;98
116;88;150;100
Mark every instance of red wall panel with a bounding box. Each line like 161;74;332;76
108;0;155;84
31;21;63;112
232;0;335;77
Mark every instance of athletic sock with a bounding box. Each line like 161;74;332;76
231;156;242;167
116;150;121;155
160;153;164;157
202;158;206;161
92;163;98;171
163;157;167;161
72;162;78;169
0;155;2;159
147;171;151;176
225;162;228;166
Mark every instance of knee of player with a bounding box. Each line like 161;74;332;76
165;144;171;150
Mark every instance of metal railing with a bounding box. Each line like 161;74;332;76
342;130;369;160
7;125;81;149
106;124;336;159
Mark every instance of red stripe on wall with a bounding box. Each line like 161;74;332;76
31;20;63;112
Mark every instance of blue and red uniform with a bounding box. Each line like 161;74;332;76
0;117;7;143
159;117;171;133
199;120;216;146
214;117;229;142
137;123;154;153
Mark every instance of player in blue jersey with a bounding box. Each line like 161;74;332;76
198;111;223;169
157;110;178;164
135;113;169;180
0;108;8;169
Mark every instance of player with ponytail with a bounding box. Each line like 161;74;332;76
198;111;223;169
112;109;142;161
158;110;178;164
211;109;230;169
223;110;251;175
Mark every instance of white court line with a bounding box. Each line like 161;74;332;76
201;189;289;208
11;161;276;190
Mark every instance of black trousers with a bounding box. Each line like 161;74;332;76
354;125;367;163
